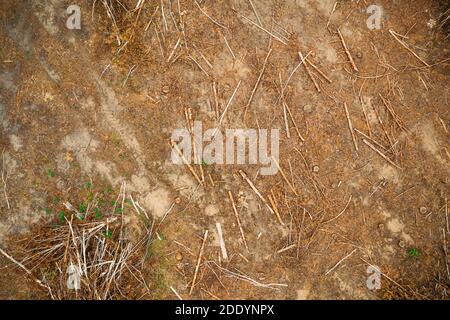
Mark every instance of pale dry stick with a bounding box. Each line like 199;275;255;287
443;229;450;282
354;128;388;152
323;195;352;224
170;140;203;185
170;286;183;300
360;258;409;293
160;0;168;32
212;81;219;120
272;156;298;196
268;193;285;225
248;0;263;26
359;96;372;137
1;150;10;210
372;104;395;151
379;94;409;133
194;0;227;29
223;35;236;60
326;1;338;28
228;191;249;250
277;51;312;104
363;139;402;169
193;44;213;69
343;102;359;152
283;104;290;138
306;59;332;83
389;29;430;67
284;102;305;141
298;51;321;92
0;247;55;298
238;14;288;45
277;244;296;254
188;55;210;77
167;36;181;62
244;48;273;117
215;223;228;260
212;80;242;138
189;230;209;295
210;261;287;289
445;198;449;234
239;170;275;215
325;248;357;276
122;65;137;87
145;6;160;31
337;28;359;72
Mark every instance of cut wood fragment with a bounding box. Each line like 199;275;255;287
189;230;209;295
337;28;359;72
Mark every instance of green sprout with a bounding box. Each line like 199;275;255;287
79;203;87;213
47;169;55;178
58;210;65;223
407;247;420;257
103;230;113;239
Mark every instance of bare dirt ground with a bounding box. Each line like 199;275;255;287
0;0;449;299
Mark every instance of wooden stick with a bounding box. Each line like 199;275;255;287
239;170;275;215
325;248;357;275
215;222;228;261
272;156;298;196
228;191;249;250
284;102;305;141
298;51;321;92
268;193;285;225
170;140;203;185
343;102;358;152
389;29;430;67
244;48;273;116
363;139;402;169
239;14;288;45
306;59;332;83
337;28;359;72
189;230;208;295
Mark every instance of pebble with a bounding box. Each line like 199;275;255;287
176;252;183;261
303;104;313;113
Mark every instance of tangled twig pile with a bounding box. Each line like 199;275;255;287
0;184;155;300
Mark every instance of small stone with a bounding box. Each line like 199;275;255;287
398;240;406;248
419;206;427;214
162;85;170;94
356;51;363;59
378;223;384;230
175;197;181;204
312;165;320;173
303;104;313;113
176;252;183;261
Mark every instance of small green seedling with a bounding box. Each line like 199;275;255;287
407;247;420;257
103;230;113;239
201;160;208;167
47;169;55;178
84;182;93;189
79;203;87;213
44;208;52;215
94;208;102;220
58;211;65;223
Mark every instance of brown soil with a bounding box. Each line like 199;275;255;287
0;0;449;299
